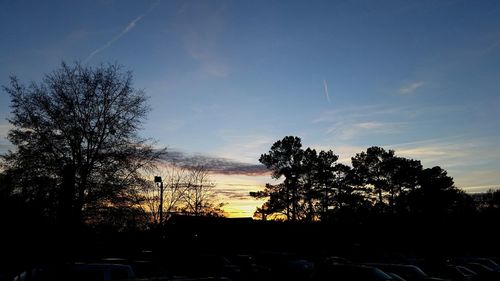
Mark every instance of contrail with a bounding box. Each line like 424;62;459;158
84;1;159;64
84;15;144;63
323;79;331;104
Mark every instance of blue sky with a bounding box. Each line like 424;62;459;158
1;0;500;215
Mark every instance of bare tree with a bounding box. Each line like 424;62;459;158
141;163;225;223
141;163;190;224
2;62;165;227
182;165;225;217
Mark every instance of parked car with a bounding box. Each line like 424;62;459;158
312;263;395;281
254;252;314;281
387;272;407;281
228;255;271;281
165;254;241;280
423;264;478;281
365;263;449;281
461;263;500;281
451;258;500;272
13;263;136;281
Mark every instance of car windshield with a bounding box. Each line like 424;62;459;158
467;263;493;273
387;265;428;278
476;259;500;269
456;266;477;276
369;268;394;281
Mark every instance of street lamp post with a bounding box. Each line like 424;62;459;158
154;176;163;225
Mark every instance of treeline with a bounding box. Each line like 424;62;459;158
1;62;499;233
251;136;497;222
0;62;225;234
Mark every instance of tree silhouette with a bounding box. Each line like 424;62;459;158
313;149;339;221
407;166;467;217
1;62;165;228
386;156;422;213
252;136;479;224
300;147;320;222
251;183;289;220
351;147;397;211
182;165;225;217
257;136;304;221
252;136;352;222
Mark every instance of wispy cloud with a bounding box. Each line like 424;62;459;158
311;135;500;192
309;143;366;164
84;2;158;63
387;135;479;166
160;149;269;176
84;16;144;63
398;81;425;95
215;187;256;200
214;133;277;164
211;173;276;217
178;3;230;77
385;135;500;191
357;122;386;129
323;79;331;104
462;185;500;193
325;119;406;141
313;104;410;141
313;102;474;142
313;104;408;124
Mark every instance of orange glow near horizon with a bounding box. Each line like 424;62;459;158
211;172;277;218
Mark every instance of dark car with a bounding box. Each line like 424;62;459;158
166;254;241;280
13;263;136;281
228;254;271;281
254;252;314;281
461;263;500;281
465;259;499;272
387;272;407;281
451;258;500;272
312;264;394;281
366;263;449;281
423;264;478;281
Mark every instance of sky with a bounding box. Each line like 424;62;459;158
1;0;500;217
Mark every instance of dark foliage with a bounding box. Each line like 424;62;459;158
1;62;165;229
251;136;475;222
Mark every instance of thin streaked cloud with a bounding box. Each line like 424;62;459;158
179;3;229;77
386;135;500;191
84;15;144;63
388;135;500;167
214;133;277;164
84;1;159;63
212;173;276;217
398;81;425;95
314;105;410;141
310;134;500;192
462;185;500;193
312;104;414;128
326;120;407;141
160;149;269;176
308;143;366;164
323;79;331;104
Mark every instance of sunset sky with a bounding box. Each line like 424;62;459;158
1;0;500;217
